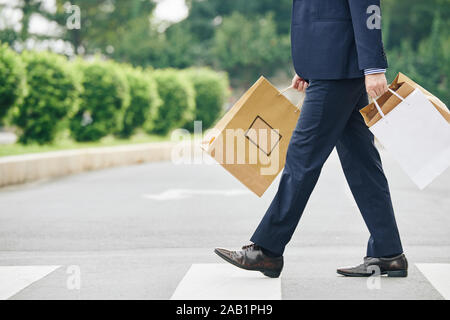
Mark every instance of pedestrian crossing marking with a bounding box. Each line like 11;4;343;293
171;264;281;300
0;266;60;300
416;263;450;300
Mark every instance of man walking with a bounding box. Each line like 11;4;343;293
215;0;408;278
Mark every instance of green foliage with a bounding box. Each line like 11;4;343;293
70;59;130;142
109;16;167;68
383;0;450;51
120;66;161;138
0;40;229;145
51;0;157;55
386;13;449;107
0;43;26;123
0;0;48;42
150;69;196;135
0;29;19;46
212;13;291;86
5;0;448;104
3;0;447;145
185;0;293;40
13;50;79;145
110;18;201;70
162;24;200;69
183;68;229;130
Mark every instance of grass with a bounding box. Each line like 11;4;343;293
0;132;173;158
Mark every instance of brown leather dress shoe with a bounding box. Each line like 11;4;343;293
337;254;408;277
214;244;283;278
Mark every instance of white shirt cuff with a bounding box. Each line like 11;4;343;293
364;68;386;75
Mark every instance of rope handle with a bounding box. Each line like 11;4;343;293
278;85;303;113
279;86;293;95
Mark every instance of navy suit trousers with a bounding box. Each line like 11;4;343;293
250;78;403;258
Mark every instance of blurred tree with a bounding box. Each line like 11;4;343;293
0;29;19;46
184;0;292;41
212;13;290;86
109;15;199;69
0;0;48;42
383;0;450;50
51;0;157;55
108;15;166;67
20;0;41;41
386;12;449;106
1;0;448;99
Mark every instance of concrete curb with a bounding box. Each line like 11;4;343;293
0;142;175;188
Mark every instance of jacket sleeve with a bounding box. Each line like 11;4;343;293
347;0;388;71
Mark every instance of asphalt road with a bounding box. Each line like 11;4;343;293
0;148;448;300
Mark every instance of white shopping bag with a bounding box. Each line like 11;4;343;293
371;88;450;189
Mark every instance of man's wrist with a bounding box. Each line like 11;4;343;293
364;68;386;75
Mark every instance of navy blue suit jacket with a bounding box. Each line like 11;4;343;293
291;0;388;80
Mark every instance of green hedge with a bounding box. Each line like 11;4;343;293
120;66;161;138
0;43;26;123
183;68;229;130
13;51;80;144
150;69;196;135
0;45;230;145
70;59;130;142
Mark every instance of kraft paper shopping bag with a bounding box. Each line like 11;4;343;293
202;76;301;197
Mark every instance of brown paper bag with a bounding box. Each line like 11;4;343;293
360;72;450;127
202;76;301;197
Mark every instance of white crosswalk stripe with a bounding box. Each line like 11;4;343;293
416;263;450;300
171;264;281;300
143;189;251;201
0;266;60;300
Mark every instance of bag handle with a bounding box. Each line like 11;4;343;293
278;85;303;113
373;88;407;118
373;99;386;118
388;88;406;101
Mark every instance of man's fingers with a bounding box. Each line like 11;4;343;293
378;84;388;97
375;87;383;97
368;85;387;98
291;74;308;92
302;81;309;92
368;90;377;99
292;74;301;89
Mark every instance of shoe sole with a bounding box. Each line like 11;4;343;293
337;269;408;278
214;249;281;278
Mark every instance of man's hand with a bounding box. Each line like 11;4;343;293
292;74;309;92
365;73;388;99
